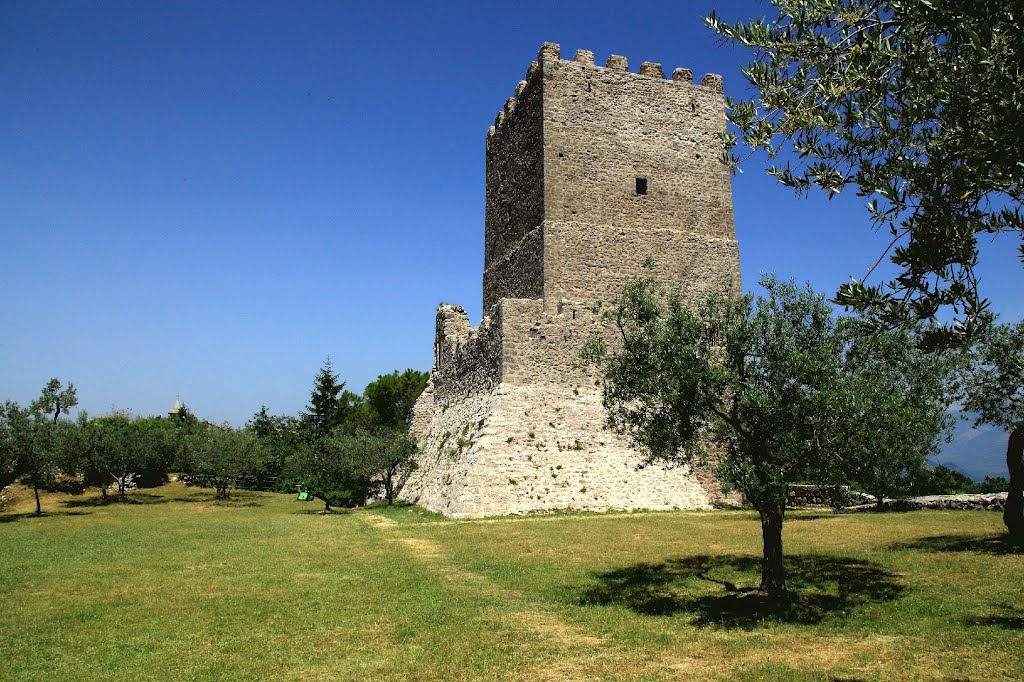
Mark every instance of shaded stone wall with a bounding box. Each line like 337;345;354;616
483;65;546;310
430;305;503;407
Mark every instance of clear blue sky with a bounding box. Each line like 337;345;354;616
2;1;1020;474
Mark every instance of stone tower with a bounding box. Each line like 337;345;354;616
400;43;741;518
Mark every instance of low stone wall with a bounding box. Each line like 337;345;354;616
846;493;1008;513
786;485;871;508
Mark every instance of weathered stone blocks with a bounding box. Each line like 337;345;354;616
401;43;741;518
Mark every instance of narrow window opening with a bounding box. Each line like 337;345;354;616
635;177;648;195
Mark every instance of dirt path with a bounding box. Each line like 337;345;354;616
357;511;613;679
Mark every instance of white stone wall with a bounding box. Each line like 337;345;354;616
403;381;716;519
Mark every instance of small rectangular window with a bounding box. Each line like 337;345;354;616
635;177;648;195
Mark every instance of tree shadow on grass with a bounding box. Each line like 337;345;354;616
578;554;904;629
293;507;351;516
63;492;171;508
890;534;1023;555
966;606;1024;630
784;512;842;522
0;510;94;523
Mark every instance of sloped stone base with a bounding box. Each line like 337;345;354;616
400;381;718;519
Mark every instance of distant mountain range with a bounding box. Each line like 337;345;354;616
932;415;1009;480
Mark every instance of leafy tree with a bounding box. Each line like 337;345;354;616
180;425;265;499
130;416;177;487
83;414;172;501
248;406;302;490
291;432;380;511
364;429;418;506
0;401;20;490
5;380;83;514
907;463;975;495
7;403;79;515
362;370;430;430
706;1;1023;347
972;475;1010;494
840;322;957;507
31;378;78;424
584;275;950;597
960;320;1024;537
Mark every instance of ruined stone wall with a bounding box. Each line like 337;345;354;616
430;305;503;407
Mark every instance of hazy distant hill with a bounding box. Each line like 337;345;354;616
932;416;1008;480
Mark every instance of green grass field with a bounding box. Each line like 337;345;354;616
1;482;1021;681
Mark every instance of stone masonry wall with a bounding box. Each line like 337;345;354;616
404;380;717;518
541;49;738;306
483;64;546;310
402;44;742;518
482;45;739;312
430;305;503;406
543;222;739;310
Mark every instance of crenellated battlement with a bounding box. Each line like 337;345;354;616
487;42;724;142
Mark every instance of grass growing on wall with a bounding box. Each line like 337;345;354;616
1;482;1021;681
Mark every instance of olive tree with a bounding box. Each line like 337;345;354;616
706;1;1023;347
584;275;952;597
180;425;265;500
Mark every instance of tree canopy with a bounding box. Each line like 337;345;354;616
707;0;1024;346
362;369;430;431
301;358;361;439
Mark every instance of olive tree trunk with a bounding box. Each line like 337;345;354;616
1005;427;1024;540
758;505;787;597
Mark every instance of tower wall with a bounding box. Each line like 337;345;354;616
403;43;742;518
482;44;739;313
483;66;546;310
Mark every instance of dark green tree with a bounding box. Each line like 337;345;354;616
362;370;430;430
31;378;78;424
7;402;79;515
960;321;1024;538
907;463;975;496
584;275;951;597
291;432;379;511
248;405;302;490
0;401;20;491
301;358;361;439
8;379;83;514
364;428;418;506
706;1;1024;347
82;414;174;501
